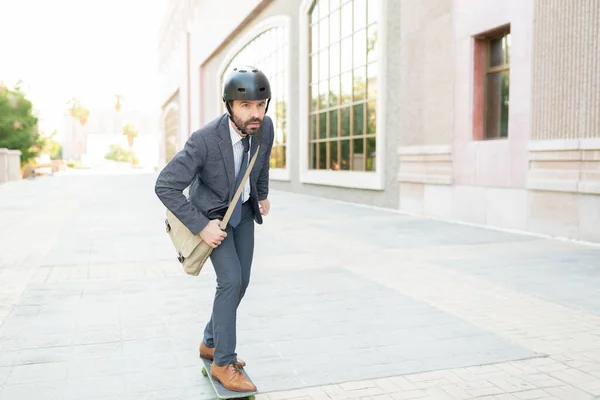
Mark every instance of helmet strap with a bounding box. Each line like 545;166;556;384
225;101;245;133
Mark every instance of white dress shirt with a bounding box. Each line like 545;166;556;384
228;122;251;203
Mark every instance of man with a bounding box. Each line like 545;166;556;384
155;66;274;392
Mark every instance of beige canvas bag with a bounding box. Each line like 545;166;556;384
165;145;260;276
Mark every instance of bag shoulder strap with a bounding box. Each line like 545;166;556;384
220;144;261;229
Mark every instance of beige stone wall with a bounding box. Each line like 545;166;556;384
526;0;600;240
0;149;22;183
531;0;600;141
398;0;454;147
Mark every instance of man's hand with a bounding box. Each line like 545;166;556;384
259;199;270;216
199;219;227;248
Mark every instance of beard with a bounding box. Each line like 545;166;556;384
232;114;262;136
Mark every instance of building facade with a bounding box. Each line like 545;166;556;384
157;0;600;243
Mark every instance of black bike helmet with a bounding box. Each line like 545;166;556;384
222;66;271;114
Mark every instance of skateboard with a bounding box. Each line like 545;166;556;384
201;357;258;400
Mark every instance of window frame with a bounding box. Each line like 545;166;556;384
216;16;292;181
299;0;386;190
484;30;511;140
473;24;511;141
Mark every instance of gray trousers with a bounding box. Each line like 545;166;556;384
203;201;254;366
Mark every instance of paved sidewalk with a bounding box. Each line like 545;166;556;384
0;172;599;399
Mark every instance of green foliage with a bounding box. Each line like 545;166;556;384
122;123;139;148
104;143;138;164
40;130;63;160
0;81;42;165
67;97;90;126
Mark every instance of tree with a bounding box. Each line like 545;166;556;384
104;143;138;164
122;123;138;150
114;94;123;112
0;81;42;165
67;97;90;126
40;130;62;160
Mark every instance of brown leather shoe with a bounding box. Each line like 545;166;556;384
211;362;256;392
199;342;246;368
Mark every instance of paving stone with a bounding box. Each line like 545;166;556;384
1;173;600;399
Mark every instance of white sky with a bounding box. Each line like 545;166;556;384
0;0;169;136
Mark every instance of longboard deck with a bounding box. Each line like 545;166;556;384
201;357;258;400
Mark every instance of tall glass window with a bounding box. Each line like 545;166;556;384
308;0;379;171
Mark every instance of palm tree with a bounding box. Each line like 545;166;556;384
122;123;139;164
67;98;90;126
66;97;90;160
114;94;123;112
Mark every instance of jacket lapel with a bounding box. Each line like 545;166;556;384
217;115;236;200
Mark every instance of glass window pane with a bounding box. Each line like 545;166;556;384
485;71;501;138
311;142;317;169
311;2;319;21
319;49;329;82
311;23;319;52
311;54;319;83
340;106;351;136
366;137;376;171
310;114;317;139
321;0;330;16
330;10;340;43
500;69;510;137
353;29;367;67
340;139;350;170
367;100;376;134
330;140;339;170
353;103;365;137
311;84;319;111
319;80;328;110
485;69;510;139
489;37;504;67
352;137;365;171
330;0;340;11
319;111;328;138
341;71;353;104
367;25;378;63
341;37;352;72
367;62;377;100
330;75;340;107
281;145;287;169
271;145;286;169
367;0;379;25
354;0;366;31
505;33;511;64
310;4;318;23
320;16;329;49
319;141;327;169
329;109;339;138
353;66;366;101
341;1;352;38
330;42;340;77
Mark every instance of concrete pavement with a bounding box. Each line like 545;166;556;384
0;172;599;399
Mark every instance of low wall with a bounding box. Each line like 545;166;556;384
0;148;22;183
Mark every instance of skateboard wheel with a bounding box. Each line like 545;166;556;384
202;367;208;377
248;396;256;400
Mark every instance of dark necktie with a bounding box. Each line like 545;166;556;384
229;136;250;228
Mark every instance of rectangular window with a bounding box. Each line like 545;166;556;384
308;0;378;171
473;26;511;140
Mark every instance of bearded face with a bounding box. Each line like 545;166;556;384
232;112;262;136
229;100;267;136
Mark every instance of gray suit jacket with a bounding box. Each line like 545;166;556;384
155;113;274;235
